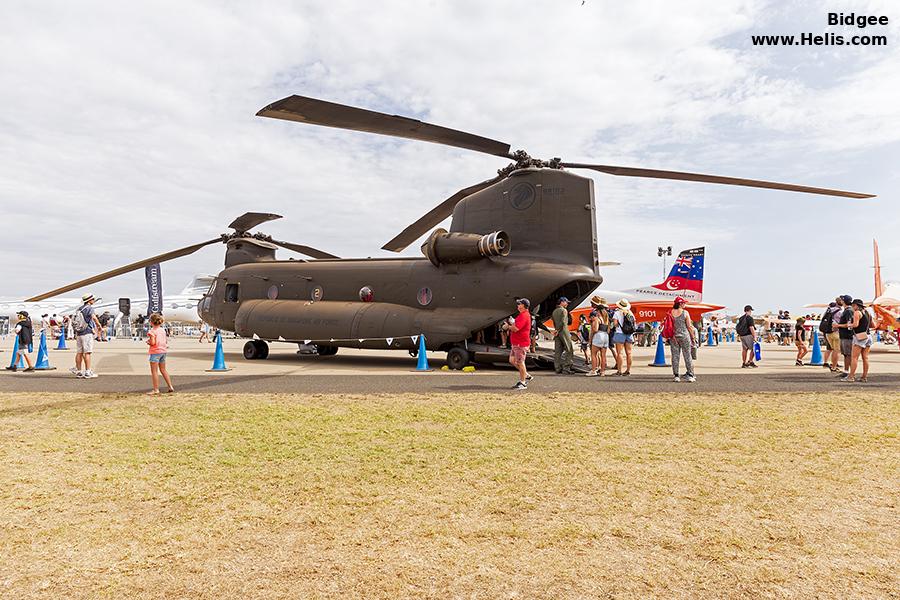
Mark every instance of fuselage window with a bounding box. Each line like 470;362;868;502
224;283;239;303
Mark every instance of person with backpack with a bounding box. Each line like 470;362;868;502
735;305;757;368
551;297;574;374
611;298;636;376
576;314;591;363
819;300;841;372
663;297;697;382
71;293;102;379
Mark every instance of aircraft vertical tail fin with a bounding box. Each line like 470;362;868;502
874;239;884;300
650;247;705;301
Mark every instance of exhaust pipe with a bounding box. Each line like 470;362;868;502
421;229;511;267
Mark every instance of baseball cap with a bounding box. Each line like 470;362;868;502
841;294;852;304
515;298;530;309
851;298;865;307
558;296;569;304
674;296;686;305
17;310;29;318
828;301;837;307
744;305;753;312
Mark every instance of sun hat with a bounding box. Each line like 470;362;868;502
674;296;686;305
82;293;95;302
590;295;606;306
617;299;631;310
851;298;865;307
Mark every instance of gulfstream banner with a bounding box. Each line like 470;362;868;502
145;263;162;316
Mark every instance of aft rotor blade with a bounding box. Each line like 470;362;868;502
229;212;282;232
382;175;503;252
26;238;222;301
561;163;875;199
258;95;513;158
268;239;339;260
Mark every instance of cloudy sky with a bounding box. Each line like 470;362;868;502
2;0;898;313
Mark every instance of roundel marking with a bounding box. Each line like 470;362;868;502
267;285;279;300
509;182;536;210
417;287;433;306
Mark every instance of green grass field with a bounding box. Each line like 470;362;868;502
1;392;897;598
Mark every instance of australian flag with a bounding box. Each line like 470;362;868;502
653;247;705;294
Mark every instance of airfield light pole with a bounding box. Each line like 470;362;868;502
658;246;672;279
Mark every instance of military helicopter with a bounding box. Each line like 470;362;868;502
28;95;874;369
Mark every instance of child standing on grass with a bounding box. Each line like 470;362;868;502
146;313;174;395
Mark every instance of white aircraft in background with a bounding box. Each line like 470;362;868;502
0;274;214;330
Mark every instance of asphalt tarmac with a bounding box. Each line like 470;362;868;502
3;371;899;394
2;336;898;393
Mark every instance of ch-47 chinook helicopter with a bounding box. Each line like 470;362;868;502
28;95;874;369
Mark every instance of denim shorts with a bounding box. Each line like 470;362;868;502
149;353;167;363
612;332;633;345
591;331;609;348
852;335;872;349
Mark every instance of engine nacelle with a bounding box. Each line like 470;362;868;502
420;228;510;267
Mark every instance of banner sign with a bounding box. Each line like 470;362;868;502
145;263;163;315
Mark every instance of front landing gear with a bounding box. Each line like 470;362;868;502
243;339;269;360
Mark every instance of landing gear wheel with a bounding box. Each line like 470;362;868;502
243;340;269;360
446;347;471;371
316;345;339;356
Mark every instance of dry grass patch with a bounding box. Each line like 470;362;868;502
0;391;898;599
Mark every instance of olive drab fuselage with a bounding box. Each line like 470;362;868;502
199;168;603;351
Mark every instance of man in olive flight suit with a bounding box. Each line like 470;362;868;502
552;296;574;374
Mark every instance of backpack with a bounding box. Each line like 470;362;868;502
72;306;88;332
819;309;834;334
621;312;635;335
661;313;675;339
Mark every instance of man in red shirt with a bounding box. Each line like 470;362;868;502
507;298;533;390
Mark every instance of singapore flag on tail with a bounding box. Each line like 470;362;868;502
652;247;705;296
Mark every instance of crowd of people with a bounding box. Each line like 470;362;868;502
5;292;175;394
3;289;891;391
501;292;887;389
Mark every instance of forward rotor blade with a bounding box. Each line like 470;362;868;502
598;261;621;267
257;95;513;158
229;212;282;232
561;163;875;199
382;175;503;252
26;238;222;302
268;239;339;260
